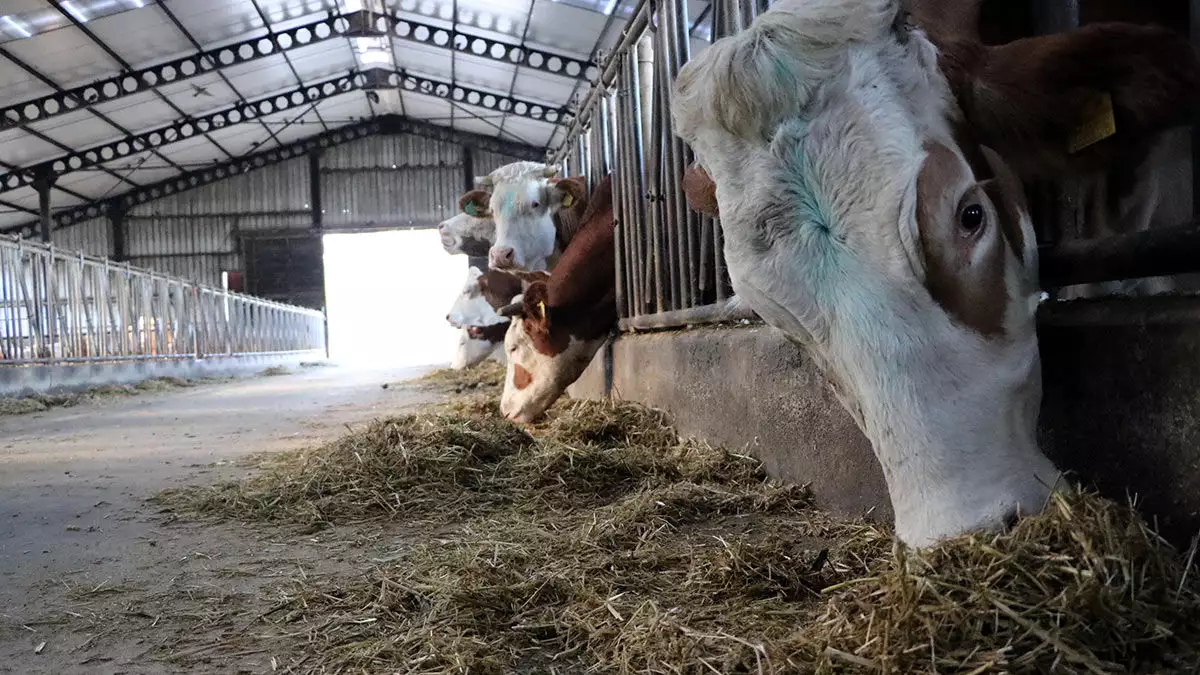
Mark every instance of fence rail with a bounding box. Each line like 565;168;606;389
0;235;326;365
552;0;1200;332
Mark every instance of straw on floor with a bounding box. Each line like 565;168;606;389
155;366;1200;674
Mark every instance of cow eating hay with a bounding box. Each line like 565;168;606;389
155;373;1200;673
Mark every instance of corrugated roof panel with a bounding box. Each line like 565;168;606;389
86;5;194;69
25;107;118;149
278;39;357;82
0;210;32;231
203;121;274;157
162;0;269;46
86;90;180;134
266;106;332;146
155;73;242;116
444;51;518;94
217;53;297;100
49;186;86;207
116;165;182;187
398;0;533;41
2;25;120;90
0;128;68;166
0;54;56;103
525;0;608;56
509;68;579;109
391;39;453;79
156;133;224;165
54;169;126;201
395;90;453;124
5;186;39;209
315;92;374;124
451;115;508;141
492;112;554;148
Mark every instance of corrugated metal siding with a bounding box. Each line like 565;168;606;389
132;157;311;216
53;217;112;257
124;254;238;288
321;135;464;229
474;150;531;176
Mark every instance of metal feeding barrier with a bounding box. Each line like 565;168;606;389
550;0;1200;333
0;235;326;365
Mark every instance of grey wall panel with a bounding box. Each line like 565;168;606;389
125;216;236;259
53;217;112;257
130;156;311;217
474;149;529;176
123;253;239;289
322;134;461;170
321;166;461;229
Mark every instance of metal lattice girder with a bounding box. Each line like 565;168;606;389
0;69;565;195
0;114;544;236
379;70;570;125
0;11;596;130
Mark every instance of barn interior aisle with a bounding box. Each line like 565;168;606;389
0;362;443;672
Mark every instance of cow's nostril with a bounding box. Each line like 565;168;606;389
1002;508;1021;531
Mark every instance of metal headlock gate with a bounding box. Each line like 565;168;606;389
0;234;326;365
549;0;1200;333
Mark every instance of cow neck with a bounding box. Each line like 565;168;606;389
544;173;616;340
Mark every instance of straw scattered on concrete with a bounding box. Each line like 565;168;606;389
412;360;506;395
0;376;197;417
156;378;1200;674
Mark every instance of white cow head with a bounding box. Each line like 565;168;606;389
458;161;589;272
672;0;1061;547
451;327;505;370
446;267;508;329
438;211;495;257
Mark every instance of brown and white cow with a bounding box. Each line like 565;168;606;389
494;174;616;423
451;323;510;370
438;211;495;258
458;161;593;272
672;0;1197;546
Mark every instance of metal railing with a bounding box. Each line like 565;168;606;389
0;235;326;364
553;0;779;331
551;0;1200;333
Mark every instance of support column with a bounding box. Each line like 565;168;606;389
309;150;323;232
33;171;54;243
109;201;127;261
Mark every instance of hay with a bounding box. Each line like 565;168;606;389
0;376;195;416
159;393;1200;674
413;360;506;395
800;487;1200;674
258;365;291;377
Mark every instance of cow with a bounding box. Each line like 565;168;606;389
438;211;495;257
494;173;616;423
451;323;509;370
671;0;1197;547
445;266;520;329
458;161;592;272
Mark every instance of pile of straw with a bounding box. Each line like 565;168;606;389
413;360;506;396
0;376;195;416
158;377;1200;674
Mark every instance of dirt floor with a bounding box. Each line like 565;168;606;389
0;364;444;674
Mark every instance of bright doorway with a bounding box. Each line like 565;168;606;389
323;229;467;368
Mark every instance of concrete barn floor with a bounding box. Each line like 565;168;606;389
0;363;444;674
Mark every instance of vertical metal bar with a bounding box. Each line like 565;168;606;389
1191;0;1200;221
655;8;685;310
665;0;699;308
35;174;53;244
610;79;629;320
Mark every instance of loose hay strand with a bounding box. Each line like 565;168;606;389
157;370;1200;674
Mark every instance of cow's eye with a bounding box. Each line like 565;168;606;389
959;203;985;233
531;200;540;209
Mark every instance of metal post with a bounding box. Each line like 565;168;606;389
309;150;323;232
33;171;53;244
462;144;475;191
109;202;127;262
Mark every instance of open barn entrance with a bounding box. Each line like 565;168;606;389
323;229;466;368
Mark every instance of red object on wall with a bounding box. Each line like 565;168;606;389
224;270;245;292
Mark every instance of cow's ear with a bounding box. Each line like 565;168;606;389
956;23;1200;179
682;162;719;217
459;190;493;218
521;281;551;330
549;176;588;212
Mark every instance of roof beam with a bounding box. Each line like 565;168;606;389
0;11;595;130
0;69;566;194
0;114;544;237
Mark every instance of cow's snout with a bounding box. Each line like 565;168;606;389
490;246;516;269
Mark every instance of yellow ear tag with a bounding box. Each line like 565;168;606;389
537;300;546;318
561;193;574;208
1067;91;1117;155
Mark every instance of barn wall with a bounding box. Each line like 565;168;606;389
39;134;536;305
570;298;1200;548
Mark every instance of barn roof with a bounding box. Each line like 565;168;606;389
0;0;715;234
